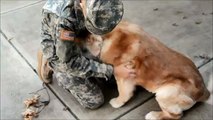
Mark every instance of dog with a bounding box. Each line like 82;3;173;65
83;21;210;119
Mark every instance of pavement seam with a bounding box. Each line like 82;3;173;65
197;58;213;69
0;29;8;40
46;85;79;120
0;0;44;15
0;30;37;73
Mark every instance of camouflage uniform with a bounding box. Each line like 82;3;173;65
41;0;123;109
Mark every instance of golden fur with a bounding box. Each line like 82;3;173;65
84;21;210;119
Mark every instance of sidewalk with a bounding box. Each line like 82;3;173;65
1;0;212;119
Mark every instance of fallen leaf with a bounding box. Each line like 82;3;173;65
63;106;68;111
22;107;38;120
182;16;187;19
195;21;202;24
202;12;207;15
24;95;40;108
24;116;33;120
175;11;183;15
194;54;210;60
172;23;179;26
153;8;158;11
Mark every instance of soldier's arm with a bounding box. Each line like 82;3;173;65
52;0;114;79
41;11;56;62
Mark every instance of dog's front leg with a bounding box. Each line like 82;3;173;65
109;77;136;108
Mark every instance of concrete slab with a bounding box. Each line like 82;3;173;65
0;0;43;14
123;0;213;67
0;35;75;119
120;61;213;119
1;2;45;69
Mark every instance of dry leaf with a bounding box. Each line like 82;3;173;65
22;107;38;120
195;21;202;24
153;8;159;11
172;23;179;27
24;115;33;120
24;95;40;108
182;16;187;19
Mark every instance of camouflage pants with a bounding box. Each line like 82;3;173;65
54;71;104;109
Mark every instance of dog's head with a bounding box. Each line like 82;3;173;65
84;34;103;57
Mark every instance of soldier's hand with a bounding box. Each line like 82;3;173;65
114;61;136;80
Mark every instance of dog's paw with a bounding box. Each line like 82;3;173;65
145;111;160;120
109;98;124;108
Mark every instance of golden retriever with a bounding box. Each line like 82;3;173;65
83;21;210;119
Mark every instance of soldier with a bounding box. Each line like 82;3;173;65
39;0;136;109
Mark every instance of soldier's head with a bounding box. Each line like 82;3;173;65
80;0;124;35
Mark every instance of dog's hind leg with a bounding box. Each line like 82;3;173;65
109;78;136;108
145;85;195;120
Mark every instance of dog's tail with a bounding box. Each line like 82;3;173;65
198;89;210;102
37;49;44;81
197;74;212;102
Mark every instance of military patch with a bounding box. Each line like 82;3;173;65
60;29;75;41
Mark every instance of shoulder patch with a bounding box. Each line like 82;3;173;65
60;29;75;41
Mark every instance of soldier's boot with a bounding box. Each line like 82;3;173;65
37;49;53;83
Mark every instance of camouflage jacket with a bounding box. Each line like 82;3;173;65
41;0;113;80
